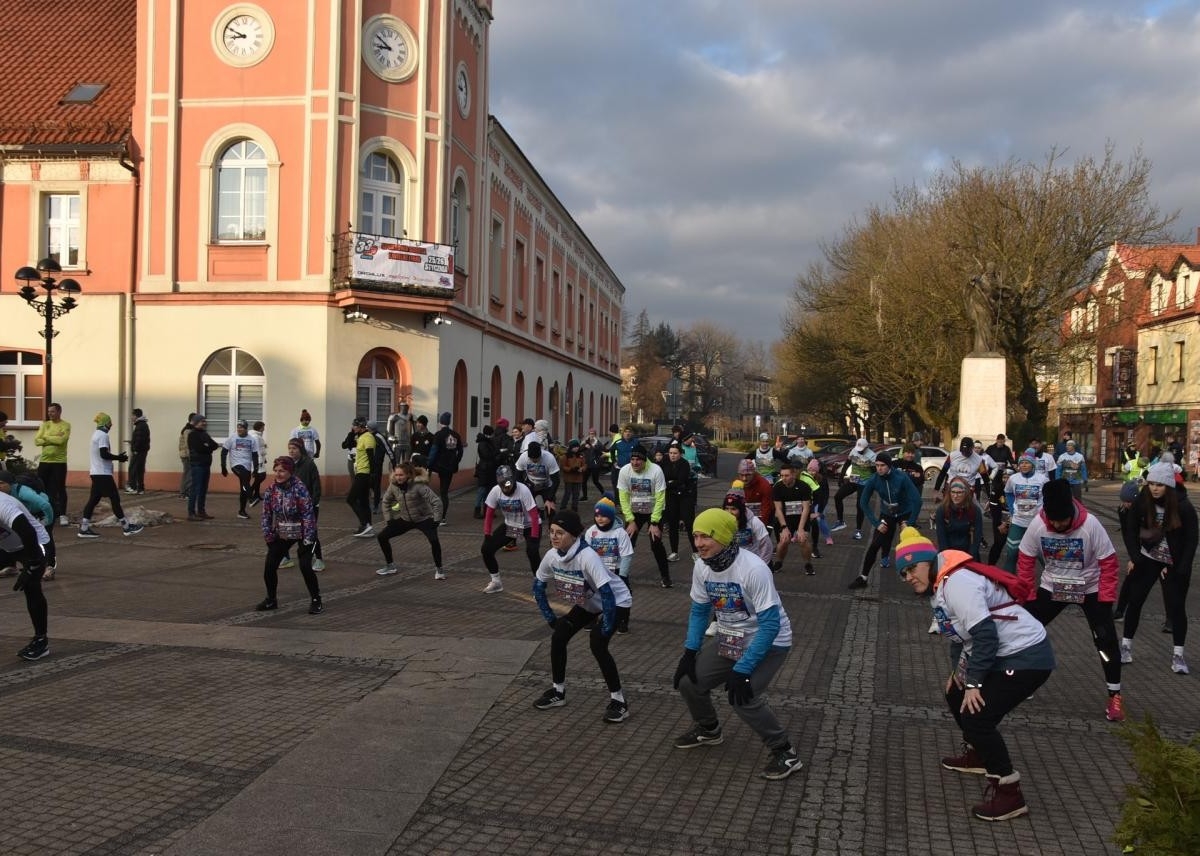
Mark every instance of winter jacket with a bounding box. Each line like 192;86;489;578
428;426;464;474
475;433;498;486
560;450;587;484
661;457;695;497
293;453;322;506
382;477;442;523
261;476;317;543
1120;485;1199;570
859;467;922;528
934;500;984;561
131;417;151;453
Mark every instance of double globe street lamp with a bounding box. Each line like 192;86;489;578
14;258;82;408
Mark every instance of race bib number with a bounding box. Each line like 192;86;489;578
716;625;747;660
783;500;805;516
552;569;587;605
275;520;302;541
1049;573;1086;604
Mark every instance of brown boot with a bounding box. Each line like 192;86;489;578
972;771;1028;821
941;742;986;774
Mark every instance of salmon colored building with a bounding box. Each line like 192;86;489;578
0;0;624;493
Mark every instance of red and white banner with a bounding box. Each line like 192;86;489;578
349;234;455;290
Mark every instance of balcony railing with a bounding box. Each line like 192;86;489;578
332;231;457;297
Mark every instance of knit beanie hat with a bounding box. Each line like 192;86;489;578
94;412;112;428
723;492;746;513
1119;480;1141;503
594;496;617;520
439;412;451;426
1018;448;1037;468
694;507;737;546
496;417;510;429
1041;478;1075;519
893;526;937;575
1146;461;1176;486
807;458;821;474
737;458;756;476
535;419;550;432
552;509;584;536
273;455;295;472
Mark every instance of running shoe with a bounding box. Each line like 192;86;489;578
308;598;324;615
533;688;566;710
1105;693;1126;722
77;527;101;539
123;523;144;537
853;530;863;540
667;552;680;562
602;700;629;723
483;577;504;593
831;521;847;532
353;524;375;538
825;537;834;546
255;598;278;611
312;558;326;572
278;557;295;569
805;563;816;576
674;723;723;749
375;564;398;576
237;511;250;519
434;568;447;580
248;496;261;508
1120;640;1133;664
1172;654;1190;675
18;636;49;661
762;746;803;780
880;557;891;569
847;575;868;590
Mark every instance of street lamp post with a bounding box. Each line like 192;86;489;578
14;259;82;409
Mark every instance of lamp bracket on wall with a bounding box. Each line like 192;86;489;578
424;312;451;328
344;306;369;322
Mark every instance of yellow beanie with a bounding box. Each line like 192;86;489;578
694;507;737;546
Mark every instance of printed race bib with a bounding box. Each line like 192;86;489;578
783;500;805;516
275;520;302;541
1049;573;1086;604
716;624;747;660
552;569;587;605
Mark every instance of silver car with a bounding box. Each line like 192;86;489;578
882;445;950;483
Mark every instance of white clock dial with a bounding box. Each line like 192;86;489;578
456;66;470;117
371;26;408;69
223;14;264;56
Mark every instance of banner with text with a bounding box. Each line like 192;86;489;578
350;234;455;290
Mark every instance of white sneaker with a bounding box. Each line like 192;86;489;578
1120;640;1133;664
1172;653;1189;674
704;621;717;637
124;487;138;494
853;530;863;541
311;558;326;571
667;552;680;562
483;577;504;593
0;567;15;578
353;524;375;538
58;515;69;527
375;564;398;576
434;568;447;580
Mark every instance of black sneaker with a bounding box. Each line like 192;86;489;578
847;575;868;589
673;723;724;749
255;598;278;611
660;579;673;589
1113;607;1126;622
762;745;803;780
248;496;261;508
237;511;250;519
804;563;816;576
602;699;629;723
77;527;101;540
18;636;49;661
533;688;566;710
308;599;324;615
811;550;822;560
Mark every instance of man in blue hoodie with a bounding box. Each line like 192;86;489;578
847;452;922;589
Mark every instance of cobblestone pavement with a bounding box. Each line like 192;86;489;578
0;464;1194;854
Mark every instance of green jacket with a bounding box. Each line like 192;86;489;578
34;419;71;463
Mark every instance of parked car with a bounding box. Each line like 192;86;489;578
637;434;719;478
880;445;950;484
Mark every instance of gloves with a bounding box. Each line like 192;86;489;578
13;563;44;592
672;649;698;689
726;672;754;706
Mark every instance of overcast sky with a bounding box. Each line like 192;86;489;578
488;0;1200;346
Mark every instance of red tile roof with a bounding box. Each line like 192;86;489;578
1114;243;1200;274
0;0;136;150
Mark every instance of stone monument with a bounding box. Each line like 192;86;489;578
957;274;1007;443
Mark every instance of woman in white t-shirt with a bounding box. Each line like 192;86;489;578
894;526;1053;823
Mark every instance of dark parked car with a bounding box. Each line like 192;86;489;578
638;434;719;478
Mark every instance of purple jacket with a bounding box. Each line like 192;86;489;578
260;476;317;543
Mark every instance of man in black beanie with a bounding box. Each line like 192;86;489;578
1015;478;1125;722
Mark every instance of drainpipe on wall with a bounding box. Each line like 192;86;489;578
118;136;141;485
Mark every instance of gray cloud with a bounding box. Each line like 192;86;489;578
489;1;1200;339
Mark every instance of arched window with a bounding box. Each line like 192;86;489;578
214;140;267;241
0;351;44;424
357;353;396;425
200;348;265;439
451;176;468;271
360;152;403;238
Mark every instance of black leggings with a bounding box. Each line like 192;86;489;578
946;668;1051;777
82;475;125;522
263;539;320;601
377;517;442;566
1025;589;1121;686
1122;557;1193;646
628;513;670;583
481;526;540;574
346;473;372;527
549;604;629;690
231;465;252;513
1;548;48;637
587;467;606;496
435;471;453;519
665;493;696;554
37;462;67;518
834;481;863;528
860;516;903;575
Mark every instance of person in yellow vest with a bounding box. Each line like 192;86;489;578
34;403;71;526
1122;443;1146;482
344;417;376;538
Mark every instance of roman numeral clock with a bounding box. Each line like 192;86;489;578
212;4;275;68
362;14;418;82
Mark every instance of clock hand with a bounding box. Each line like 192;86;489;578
374;38;390;52
229;29;246;39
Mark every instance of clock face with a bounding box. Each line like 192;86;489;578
213;6;274;67
363;17;417;81
370;26;408;70
223;14;265;57
456;66;470;117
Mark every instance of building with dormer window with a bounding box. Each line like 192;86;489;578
0;0;623;491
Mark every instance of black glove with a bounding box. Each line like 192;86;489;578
117;452;129;463
672;648;698;689
13;563;44;592
726;672;754;706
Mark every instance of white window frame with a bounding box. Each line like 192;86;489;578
356;356;395;426
359;152;403;238
42;192;81;268
0;351;45;426
213;140;268;242
199;348;266;440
